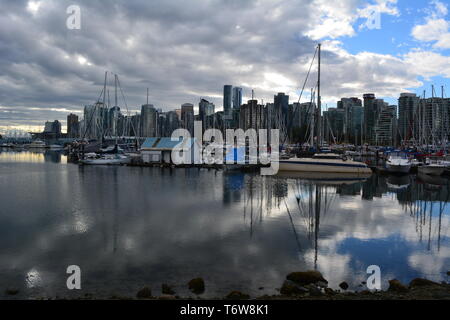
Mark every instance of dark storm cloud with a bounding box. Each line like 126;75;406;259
0;0;424;128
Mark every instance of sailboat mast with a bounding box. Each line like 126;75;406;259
115;74;118;107
317;43;322;150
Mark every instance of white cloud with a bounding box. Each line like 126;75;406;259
411;0;450;49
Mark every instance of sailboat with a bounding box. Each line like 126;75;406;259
79;72;131;165
278;44;372;175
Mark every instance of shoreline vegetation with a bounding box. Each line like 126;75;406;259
5;271;450;300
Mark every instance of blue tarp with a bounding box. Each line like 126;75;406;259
225;147;246;163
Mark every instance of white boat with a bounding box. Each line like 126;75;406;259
49;144;64;150
385;153;411;174
79;154;130;165
278;153;372;174
418;158;445;176
26;140;47;148
276;171;372;185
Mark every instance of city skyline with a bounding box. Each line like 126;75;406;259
1;0;450;132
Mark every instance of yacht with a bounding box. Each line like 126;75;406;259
79;153;130;165
418;158;446;176
26;140;47;148
278;153;372;174
385;152;411;174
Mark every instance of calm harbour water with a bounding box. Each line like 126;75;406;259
0;150;449;299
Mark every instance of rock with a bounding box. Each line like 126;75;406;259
136;287;152;299
162;284;175;295
280;280;308;296
447;271;450;276
258;287;264;290
324;288;335;295
305;284;322;297
5;289;19;296
286;271;328;286
317;281;328;288
225;291;250;300
388;279;408;293
339;282;349;290
188;278;205;294
409;278;440;288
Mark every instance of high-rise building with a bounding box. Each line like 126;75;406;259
141;104;158;137
181;103;195;136
223;85;233;117
338;97;362;143
232;87;242;109
108;106;121;137
374;105;397;146
363;94;376;144
199;99;215;132
323;108;345;143
398;93;420;143
239;100;265;131
67;114;79;138
274;93;289;136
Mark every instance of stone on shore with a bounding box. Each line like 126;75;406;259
280;280;308;296
162;284;175;295
339;282;349;290
286;271;328;286
388;279;408;293
409;278;440;288
136;287;152;299
188;278;205;294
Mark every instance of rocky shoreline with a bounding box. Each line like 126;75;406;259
5;271;450;300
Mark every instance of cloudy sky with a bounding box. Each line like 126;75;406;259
0;0;450;132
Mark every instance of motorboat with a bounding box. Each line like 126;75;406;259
417;158;445;176
79;153;130;165
26;140;47;148
385;152;411;174
49;144;64;150
278;153;372;174
276;171;372;185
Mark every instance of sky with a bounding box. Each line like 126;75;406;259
0;0;450;132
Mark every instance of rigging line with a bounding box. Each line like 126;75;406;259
81;84;106;140
283;46;318;143
116;75;139;141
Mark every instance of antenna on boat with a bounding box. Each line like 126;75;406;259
147;88;149;105
316;43;322;151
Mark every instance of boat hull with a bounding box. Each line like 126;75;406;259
79;157;130;165
386;164;411;174
418;166;445;176
278;159;372;174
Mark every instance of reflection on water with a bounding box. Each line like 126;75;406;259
0;151;449;299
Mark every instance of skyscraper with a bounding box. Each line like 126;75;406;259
199;99;215;132
181;103;195;136
67;113;79;138
363;94;376;144
398;93;420;143
232;87;242;109
141;104;158;137
223;85;233;117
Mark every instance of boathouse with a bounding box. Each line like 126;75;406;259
140;137;202;164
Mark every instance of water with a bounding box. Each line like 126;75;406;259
0;150;449;299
